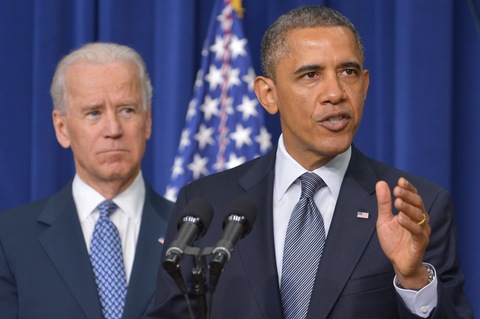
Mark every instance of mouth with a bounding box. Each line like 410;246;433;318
317;112;351;132
98;149;129;155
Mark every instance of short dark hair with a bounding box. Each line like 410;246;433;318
260;6;364;80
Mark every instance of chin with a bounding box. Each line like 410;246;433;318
101;166;134;179
320;140;351;155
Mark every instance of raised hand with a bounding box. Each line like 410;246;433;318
376;177;431;289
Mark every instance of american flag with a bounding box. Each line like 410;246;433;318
357;211;370;219
164;0;272;201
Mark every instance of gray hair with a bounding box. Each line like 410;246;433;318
50;42;153;114
261;6;365;80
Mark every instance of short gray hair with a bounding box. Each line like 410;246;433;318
50;42;153;114
261;6;365;80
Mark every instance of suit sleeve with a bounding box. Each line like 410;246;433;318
0;235;18;319
398;188;473;319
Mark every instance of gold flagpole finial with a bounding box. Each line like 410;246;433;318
231;0;244;19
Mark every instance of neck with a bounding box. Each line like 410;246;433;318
76;172;139;199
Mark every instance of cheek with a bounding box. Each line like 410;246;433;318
135;122;150;140
67;125;101;154
129;126;149;154
70;136;94;158
352;92;366;115
276;85;310;114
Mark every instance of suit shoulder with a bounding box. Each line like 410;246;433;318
0;182;73;231
147;186;174;208
358;150;449;202
0;197;50;223
146;185;174;212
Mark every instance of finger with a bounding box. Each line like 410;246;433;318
417;213;428;227
394;196;425;223
394;196;431;236
398;177;418;194
376;181;392;225
396;210;431;237
394;178;421;205
393;179;425;220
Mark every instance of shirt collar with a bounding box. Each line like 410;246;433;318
274;134;351;201
73;171;145;224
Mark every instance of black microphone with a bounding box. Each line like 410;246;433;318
209;197;257;293
163;198;214;293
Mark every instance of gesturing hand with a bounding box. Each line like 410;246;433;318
376;177;431;290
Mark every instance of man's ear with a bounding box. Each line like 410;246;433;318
363;69;370;101
145;109;152;140
253;76;279;115
52;109;71;149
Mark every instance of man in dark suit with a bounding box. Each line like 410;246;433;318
145;6;473;319
0;42;173;319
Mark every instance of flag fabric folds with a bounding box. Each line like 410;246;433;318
164;0;272;201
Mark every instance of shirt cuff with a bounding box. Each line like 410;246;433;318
394;263;438;318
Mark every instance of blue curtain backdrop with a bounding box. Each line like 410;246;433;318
0;0;479;313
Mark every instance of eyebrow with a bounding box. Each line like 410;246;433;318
339;61;362;70
293;61;362;75
293;64;323;75
117;101;139;107
81;104;102;112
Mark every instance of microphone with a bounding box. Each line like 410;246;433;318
209;197;257;293
163;198;214;293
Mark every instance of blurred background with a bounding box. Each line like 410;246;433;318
0;0;479;313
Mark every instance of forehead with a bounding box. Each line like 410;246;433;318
282;26;362;63
65;60;137;83
64;61;141;96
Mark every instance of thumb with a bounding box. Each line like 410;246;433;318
376;181;392;225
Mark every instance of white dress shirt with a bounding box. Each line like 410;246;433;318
72;171;145;284
273;135;437;317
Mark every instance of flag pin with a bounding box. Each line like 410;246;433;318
158;237;165;244
357;211;369;219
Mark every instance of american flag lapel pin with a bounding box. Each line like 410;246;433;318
357;211;369;219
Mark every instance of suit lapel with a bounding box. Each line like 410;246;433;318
123;186;170;319
307;147;380;319
235;149;285;319
37;184;103;319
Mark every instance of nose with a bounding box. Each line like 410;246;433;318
320;73;346;104
103;112;123;138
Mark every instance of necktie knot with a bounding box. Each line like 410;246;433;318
98;200;118;219
299;172;325;199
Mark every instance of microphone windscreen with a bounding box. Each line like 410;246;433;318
178;198;214;235
224;197;257;234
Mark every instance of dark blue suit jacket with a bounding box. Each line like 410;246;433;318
0;181;173;319
146;146;473;319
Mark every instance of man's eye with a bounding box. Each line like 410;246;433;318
87;110;100;117
342;69;358;76
303;72;317;79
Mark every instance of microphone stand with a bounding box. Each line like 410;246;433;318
184;246;214;319
191;256;208;319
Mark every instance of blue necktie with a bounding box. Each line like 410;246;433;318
90;200;127;319
281;172;326;319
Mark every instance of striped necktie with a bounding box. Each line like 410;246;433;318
281;172;326;319
90;200;127;319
